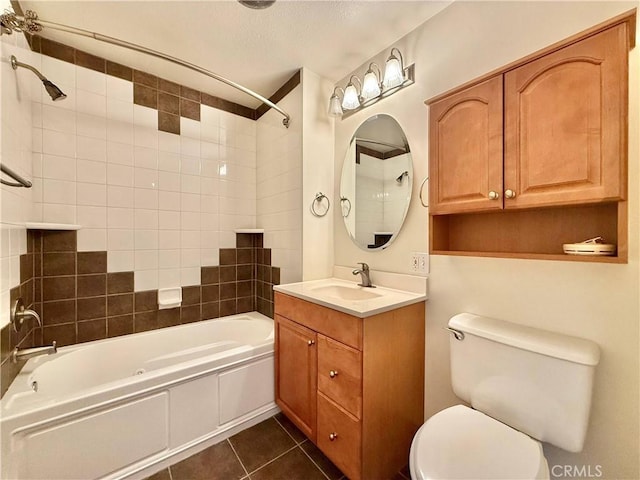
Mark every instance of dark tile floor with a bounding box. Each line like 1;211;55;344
145;413;411;480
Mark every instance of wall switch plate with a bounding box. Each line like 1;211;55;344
410;252;428;274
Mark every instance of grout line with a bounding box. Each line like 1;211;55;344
167;466;174;480
227;438;250;478
272;414;304;446
297;442;332;480
245;444;299;477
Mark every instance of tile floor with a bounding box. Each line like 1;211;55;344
144;413;411;480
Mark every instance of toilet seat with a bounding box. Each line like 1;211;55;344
410;405;549;480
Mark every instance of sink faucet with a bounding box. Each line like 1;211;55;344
11;341;57;364
352;262;374;288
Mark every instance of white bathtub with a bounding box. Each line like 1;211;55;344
1;312;277;480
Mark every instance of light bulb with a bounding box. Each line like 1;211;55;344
328;92;343;117
361;70;381;100
383;49;405;89
341;83;361;110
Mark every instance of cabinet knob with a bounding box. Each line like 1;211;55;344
307;339;315;346
488;191;500;200
329;432;338;441
329;370;338;378
505;189;516;199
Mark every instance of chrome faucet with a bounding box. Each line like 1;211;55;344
11;298;42;332
352;262;374;288
11;341;57;364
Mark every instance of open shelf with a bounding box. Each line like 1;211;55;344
430;202;627;263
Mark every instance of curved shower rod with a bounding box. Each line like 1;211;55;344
1;10;291;128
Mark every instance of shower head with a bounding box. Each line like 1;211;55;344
396;171;409;183
10;55;66;101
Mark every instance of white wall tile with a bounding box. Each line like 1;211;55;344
135;229;159;250
158;131;181;153
42;105;76;134
76;90;106;117
135;209;159;229
180;118;201;139
77;66;107;95
180;193;200;212
159;171;180;192
180;137;200;157
159;211;181;230
77;228;107;252
42;129;75;157
106;76;133;102
77;136;106;162
135;189;159;210
43;203;76;224
181;155;200;175
159;191;181;211
135;269;158;291
77;158;107;184
77;182;107;206
159;230;181;249
107;163;134;187
180;174;200;194
107;250;134;272
43;179;76;204
108;229;134;250
180;267;200;286
181;230;200;249
77;205;107;228
134;146;158;170
135;250;158;270
107;118;134;145
43;154;76;181
134;167;159;189
158;249;180;269
180;249;200;268
108;207;134;228
159;268;181;289
107;141;134;166
108;185;134;207
107;98;133;123
76;113;107;140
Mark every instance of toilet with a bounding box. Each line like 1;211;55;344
410;313;600;480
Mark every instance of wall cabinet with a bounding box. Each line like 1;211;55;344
427;12;635;262
274;292;425;480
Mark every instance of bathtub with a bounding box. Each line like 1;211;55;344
1;311;277;480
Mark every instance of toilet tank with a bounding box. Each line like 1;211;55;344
448;313;600;453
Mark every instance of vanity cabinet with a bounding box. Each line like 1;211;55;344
427;12;635;262
274;292;425;480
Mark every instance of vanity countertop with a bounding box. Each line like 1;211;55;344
274;278;427;318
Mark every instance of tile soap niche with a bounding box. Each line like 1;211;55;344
158;287;182;309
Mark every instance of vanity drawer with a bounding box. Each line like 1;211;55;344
317;392;362;480
274;292;362;349
317;334;362;418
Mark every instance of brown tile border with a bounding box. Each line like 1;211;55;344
28;34;300;127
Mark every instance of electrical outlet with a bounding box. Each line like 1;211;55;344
410;252;428;274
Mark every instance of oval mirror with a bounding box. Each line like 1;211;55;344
340;114;412;250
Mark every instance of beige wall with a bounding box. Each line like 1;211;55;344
332;2;639;478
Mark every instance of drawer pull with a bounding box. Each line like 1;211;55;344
329;370;338;378
307;339;315;346
329;432;338;441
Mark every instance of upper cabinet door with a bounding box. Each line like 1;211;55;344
504;24;628;209
429;75;504;214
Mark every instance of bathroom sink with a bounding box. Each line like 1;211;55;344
310;285;381;301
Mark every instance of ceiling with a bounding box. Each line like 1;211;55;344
16;0;451;108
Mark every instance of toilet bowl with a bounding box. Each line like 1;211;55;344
409;313;600;480
409;405;549;480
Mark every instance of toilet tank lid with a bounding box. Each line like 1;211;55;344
449;313;600;366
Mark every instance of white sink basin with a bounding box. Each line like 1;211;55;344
310;285;381;301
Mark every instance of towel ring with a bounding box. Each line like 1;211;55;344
311;192;330;217
419;176;429;208
340;196;351;218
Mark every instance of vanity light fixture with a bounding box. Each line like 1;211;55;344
329;47;415;120
342;75;362;111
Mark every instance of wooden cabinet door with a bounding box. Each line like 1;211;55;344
275;315;317;441
504;24;628;209
429;75;504;214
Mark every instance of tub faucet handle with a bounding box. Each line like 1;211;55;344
11;298;42;333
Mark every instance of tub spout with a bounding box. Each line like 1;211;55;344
11;341;57;364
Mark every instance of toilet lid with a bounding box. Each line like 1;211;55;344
410;405;547;480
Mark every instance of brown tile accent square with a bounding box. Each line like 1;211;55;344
220;266;236;283
135;290;158;312
43;231;77;252
180;98;200;121
202;284;219;303
158;92;180;114
236;264;253;281
42;323;76;347
40;38;75;63
263;249;272;265
77;252;107;274
1;323;13;362
134;83;158;109
220;300;236;317
77;296;106;320
229;417;296;473
180;85;201;102
158;78;180;95
237;248;254;265
77;274;106;298
170;441;245;480
236;233;253;248
181;305;201;323
237;281;252;297
254;234;264;248
42;300;76;325
77;319;107;343
158;111;180;135
107;294;134;316
182;286;201;306
201;302;219;320
107;314;133;338
134;70;158;88
106;61;133;81
201;267;219;285
43;252;76;276
20;254;33;284
250;448;327;480
237;297;253;314
220;283;236;300
134;311;159;332
76;50;106;73
158;308;181;328
107;272;134;294
272;267;281;285
42;276;76;301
